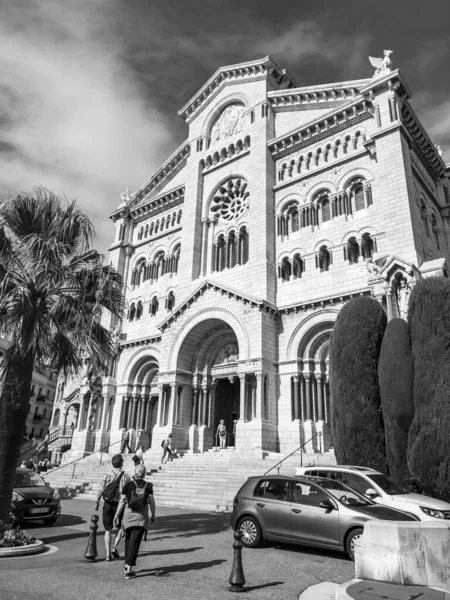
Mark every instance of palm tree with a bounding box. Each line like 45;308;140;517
0;189;125;522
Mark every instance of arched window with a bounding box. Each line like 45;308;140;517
172;244;180;274
227;231;237;268
161;217;165;230
214;234;226;272
177;210;182;224
361;233;376;259
150;222;154;236
128;303;136;321
354;184;365;211
155;220;160;234
172;212;176;226
154;252;165;280
322;197;331;222
144;224;149;237
345;237;360;264
238;226;249;265
279;257;291;281
134;259;146;285
136;301;143;320
166;291;175;311
150;296;159;316
317;245;332;272
137;227;143;241
290;207;300;233
431;214;440;248
292;254;305;279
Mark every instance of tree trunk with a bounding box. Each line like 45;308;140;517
0;353;34;522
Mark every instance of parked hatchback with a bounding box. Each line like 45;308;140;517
11;469;61;525
231;475;416;560
295;466;450;522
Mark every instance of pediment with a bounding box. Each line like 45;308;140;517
376;255;421;281
158;280;278;332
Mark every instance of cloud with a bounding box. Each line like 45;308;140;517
412;93;450;159
0;0;176;253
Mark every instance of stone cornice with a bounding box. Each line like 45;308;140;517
177;56;297;124
401;101;446;179
359;69;412;101
121;335;162;350
159;279;280;332
268;78;371;110
278;288;371;315
268;97;371;159
129;187;185;222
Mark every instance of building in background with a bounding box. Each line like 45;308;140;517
51;54;450;461
0;335;58;441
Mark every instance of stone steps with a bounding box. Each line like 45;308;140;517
45;448;336;511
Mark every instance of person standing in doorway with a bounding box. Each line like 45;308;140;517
216;420;227;448
95;454;131;561
120;429;132;454
114;464;156;578
161;433;173;464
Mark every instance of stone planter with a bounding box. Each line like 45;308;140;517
0;539;45;558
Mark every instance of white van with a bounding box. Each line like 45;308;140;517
295;465;450;521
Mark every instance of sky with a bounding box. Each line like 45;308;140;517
0;0;449;253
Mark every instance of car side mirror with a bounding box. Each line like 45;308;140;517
365;488;379;498
319;499;335;511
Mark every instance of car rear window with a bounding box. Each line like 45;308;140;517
15;470;46;487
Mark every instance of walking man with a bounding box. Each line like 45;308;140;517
161;433;173;464
120;429;132;454
95;454;131;561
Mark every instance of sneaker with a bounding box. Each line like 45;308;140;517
126;571;137;579
112;549;120;559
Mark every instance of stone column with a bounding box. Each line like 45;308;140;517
293;375;300;420
156;384;164;426
239;375;246;421
167;383;177;425
208;381;217;428
255;373;263;420
251;378;257;421
191;387;199;425
316;374;324;421
304;374;312;420
202;385;209;426
129;396;139;430
200;217;210;277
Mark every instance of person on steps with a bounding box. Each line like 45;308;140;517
216;420;227;449
95;453;131;561
114;464;156;578
161;433;173;464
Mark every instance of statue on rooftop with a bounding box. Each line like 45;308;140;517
369;50;393;77
120;186;132;204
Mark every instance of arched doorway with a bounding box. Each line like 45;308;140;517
174;318;242;452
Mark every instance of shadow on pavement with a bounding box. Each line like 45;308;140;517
265;541;350;562
139;546;203;557
241;582;284;592
149;512;231;540
21;513;87;529
138;559;227;577
40;531;88;544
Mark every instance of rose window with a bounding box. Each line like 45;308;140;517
210;178;249;222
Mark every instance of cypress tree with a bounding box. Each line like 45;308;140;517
330;296;388;472
378;318;414;488
407;277;450;498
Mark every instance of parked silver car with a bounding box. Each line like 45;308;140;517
230;475;417;560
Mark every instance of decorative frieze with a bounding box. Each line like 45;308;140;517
409;149;436;195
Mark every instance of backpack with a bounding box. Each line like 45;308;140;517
128;480;147;512
103;471;124;503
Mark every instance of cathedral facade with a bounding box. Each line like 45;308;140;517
53;56;450;460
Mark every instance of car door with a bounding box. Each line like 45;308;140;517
290;481;340;547
253;479;292;541
340;472;385;505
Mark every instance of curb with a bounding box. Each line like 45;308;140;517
0;540;45;558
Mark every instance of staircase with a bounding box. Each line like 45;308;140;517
44;448;336;512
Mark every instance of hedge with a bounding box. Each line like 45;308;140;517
378;318;414;489
330;296;388;473
407;277;450;498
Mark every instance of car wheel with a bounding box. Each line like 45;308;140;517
237;516;262;548
345;527;363;561
44;518;58;526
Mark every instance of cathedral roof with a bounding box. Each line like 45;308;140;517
177;56;297;123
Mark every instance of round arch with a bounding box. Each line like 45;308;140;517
201;92;250;138
122;346;161;384
168;308;250;371
286;310;338;361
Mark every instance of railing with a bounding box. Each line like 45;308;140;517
48;427;75;444
42;437;125;481
263;432;322;476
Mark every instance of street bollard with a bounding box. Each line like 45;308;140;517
228;530;246;593
84;514;99;561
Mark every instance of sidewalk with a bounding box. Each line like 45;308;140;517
301;579;450;600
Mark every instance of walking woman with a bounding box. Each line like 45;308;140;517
114;464;155;578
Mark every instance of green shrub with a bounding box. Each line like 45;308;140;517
407;277;450;498
0;520;36;547
378;318;414;488
330;296;388;472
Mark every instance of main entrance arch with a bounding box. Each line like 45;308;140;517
173;317;243;452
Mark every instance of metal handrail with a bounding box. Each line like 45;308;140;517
42;437;125;480
263;432;322;476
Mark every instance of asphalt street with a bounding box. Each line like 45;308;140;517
0;498;354;600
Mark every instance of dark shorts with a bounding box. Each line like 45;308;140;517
102;500;122;531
